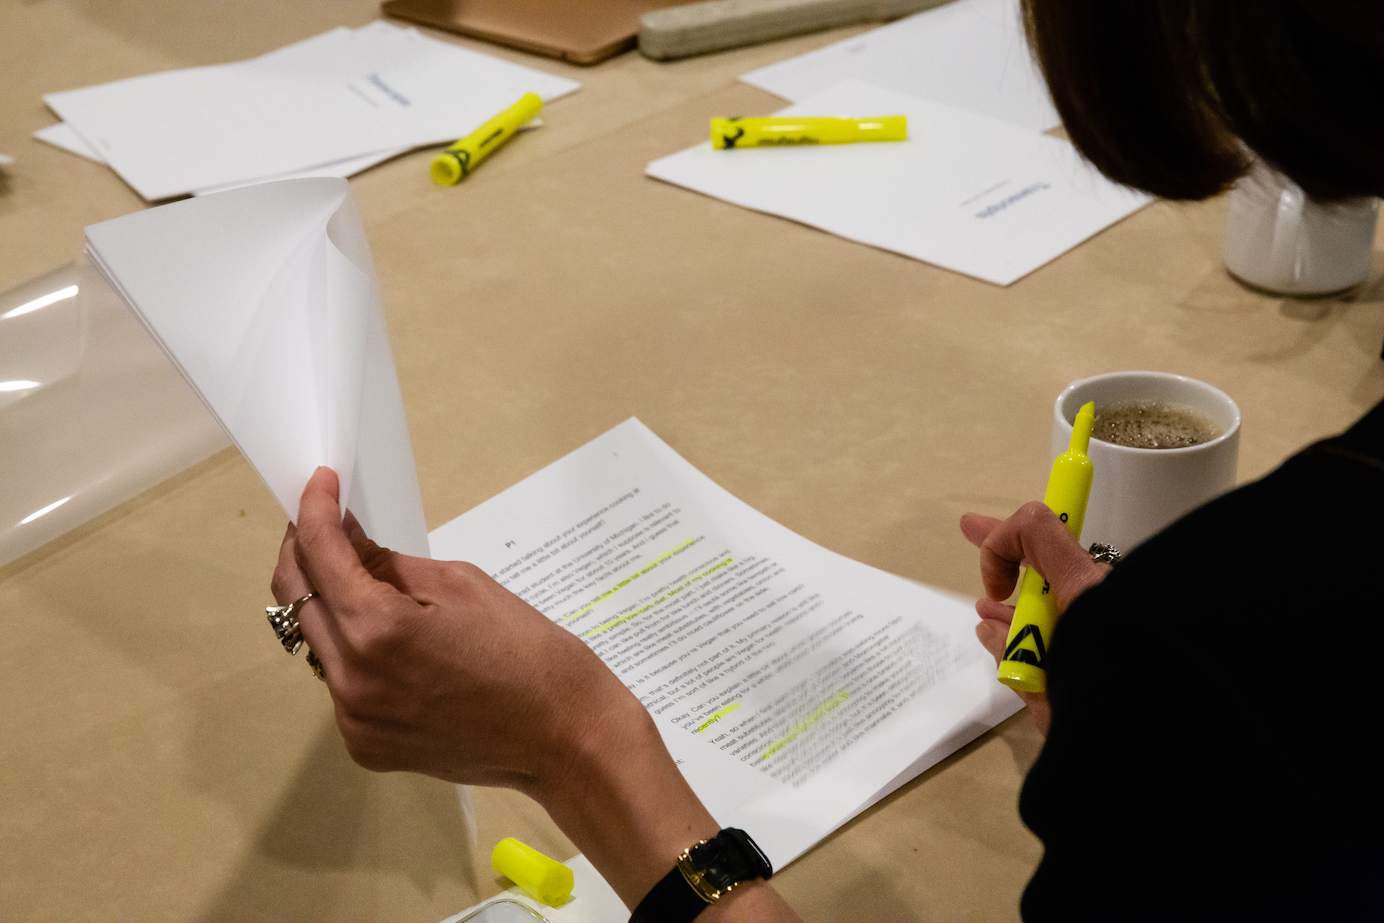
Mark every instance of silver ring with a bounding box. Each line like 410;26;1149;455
266;591;318;656
1088;543;1122;565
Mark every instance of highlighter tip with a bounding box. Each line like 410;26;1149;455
1070;401;1096;454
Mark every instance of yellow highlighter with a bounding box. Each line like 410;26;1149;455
492;837;573;907
432;92;542;186
997;401;1096;694
711;115;907;149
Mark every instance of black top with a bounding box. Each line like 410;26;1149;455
1019;398;1384;922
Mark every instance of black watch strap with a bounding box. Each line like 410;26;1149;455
629;828;773;923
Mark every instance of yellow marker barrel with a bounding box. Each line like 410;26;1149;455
711;115;907;149
997;401;1096;694
492;837;573;907
432;92;542;186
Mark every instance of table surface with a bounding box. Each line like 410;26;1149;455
4;2;1382;920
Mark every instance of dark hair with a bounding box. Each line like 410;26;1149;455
1021;0;1384;201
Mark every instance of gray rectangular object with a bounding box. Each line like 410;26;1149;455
639;0;953;61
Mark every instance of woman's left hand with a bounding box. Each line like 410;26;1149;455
960;501;1111;735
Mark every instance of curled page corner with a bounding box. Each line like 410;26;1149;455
83;177;430;558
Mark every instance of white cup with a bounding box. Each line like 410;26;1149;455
1053;372;1240;555
1224;161;1379;295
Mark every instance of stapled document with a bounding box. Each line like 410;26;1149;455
429;418;1022;868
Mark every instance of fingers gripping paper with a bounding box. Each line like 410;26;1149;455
83;178;429;558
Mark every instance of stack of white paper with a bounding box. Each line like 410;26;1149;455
647;81;1149;285
83;177;429;556
741;0;1059;133
42;22;580;200
34;121;402;196
430;418;1022;869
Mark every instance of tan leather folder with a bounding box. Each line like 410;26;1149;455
381;0;695;65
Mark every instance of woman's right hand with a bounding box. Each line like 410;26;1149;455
959;501;1111;735
272;468;800;919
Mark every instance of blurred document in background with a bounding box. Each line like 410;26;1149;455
33;121;405;196
647;81;1148;286
41;22;579;200
741;0;1059;133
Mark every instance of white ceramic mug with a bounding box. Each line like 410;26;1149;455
1224;161;1379;295
1053;372;1240;555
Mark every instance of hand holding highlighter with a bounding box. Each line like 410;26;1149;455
997;401;1095;694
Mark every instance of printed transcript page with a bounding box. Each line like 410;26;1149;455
428;419;1020;868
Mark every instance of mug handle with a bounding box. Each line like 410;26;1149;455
1267;182;1306;290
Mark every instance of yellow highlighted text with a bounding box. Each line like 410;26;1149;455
584;556;733;637
695;702;742;733
760;689;850;761
562;538;696;623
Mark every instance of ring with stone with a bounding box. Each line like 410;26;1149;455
1088;543;1122;566
266;591;318;656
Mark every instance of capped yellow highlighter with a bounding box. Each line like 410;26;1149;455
997;401;1096;694
432;92;542;186
711;115;907;149
492;837;573;907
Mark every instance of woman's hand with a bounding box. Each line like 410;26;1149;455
271;469;630;794
270;468;799;919
959;501;1111;735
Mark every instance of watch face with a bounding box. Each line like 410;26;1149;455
689;828;774;892
689;839;740;891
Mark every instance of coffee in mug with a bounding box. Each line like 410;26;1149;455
1091;400;1220;450
1053;373;1240;553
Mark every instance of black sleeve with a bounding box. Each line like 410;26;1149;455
1015;429;1384;922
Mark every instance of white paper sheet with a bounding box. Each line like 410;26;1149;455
646;80;1149;286
189;148;405;196
34;121;104;161
45;22;579;200
428;418;1021;869
36;119;406;193
83;177;429;557
741;0;1060;133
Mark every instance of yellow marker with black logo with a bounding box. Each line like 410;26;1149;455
711;115;907;149
432;92;541;186
997;401;1096;694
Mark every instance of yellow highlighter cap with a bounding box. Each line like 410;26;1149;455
492;837;573;907
431;153;464;186
998;659;1047;694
